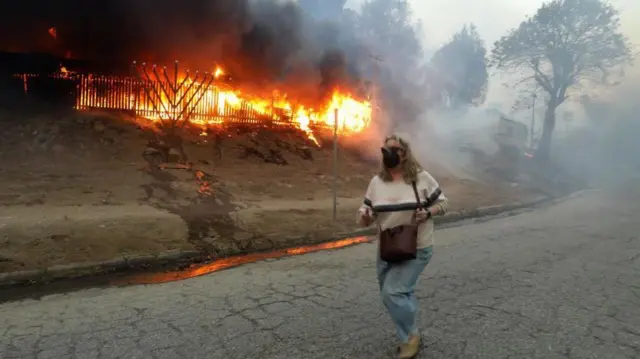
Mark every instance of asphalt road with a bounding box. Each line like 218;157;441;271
1;187;639;359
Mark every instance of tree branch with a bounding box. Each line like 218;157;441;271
531;60;553;93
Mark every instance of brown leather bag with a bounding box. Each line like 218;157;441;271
378;181;422;262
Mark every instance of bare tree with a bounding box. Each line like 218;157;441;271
491;0;632;161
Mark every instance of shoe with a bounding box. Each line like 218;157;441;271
397;334;420;359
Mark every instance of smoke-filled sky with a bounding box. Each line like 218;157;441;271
346;0;639;184
418;0;639;106
0;0;636;114
348;0;639;46
348;0;639;106
0;0;371;105
414;0;638;47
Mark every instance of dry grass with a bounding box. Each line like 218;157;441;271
0;110;540;272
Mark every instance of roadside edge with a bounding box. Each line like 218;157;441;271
0;189;591;288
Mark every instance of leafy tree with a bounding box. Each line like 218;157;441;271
356;0;425;125
357;0;423;75
430;24;489;108
491;0;632;161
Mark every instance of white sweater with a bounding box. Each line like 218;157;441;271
356;170;448;248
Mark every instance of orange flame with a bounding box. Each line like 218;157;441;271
72;65;371;144
59;65;72;79
119;236;371;285
194;170;213;196
213;66;224;78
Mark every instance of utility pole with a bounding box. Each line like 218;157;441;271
329;53;381;221
369;54;383;127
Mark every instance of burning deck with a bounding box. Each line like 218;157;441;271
14;61;373;146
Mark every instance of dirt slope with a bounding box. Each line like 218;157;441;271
0;109;541;272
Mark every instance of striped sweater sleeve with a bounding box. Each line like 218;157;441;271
422;170;448;216
356;176;377;226
431;198;449;216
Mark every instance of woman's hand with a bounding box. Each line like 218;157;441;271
415;208;431;223
357;207;374;226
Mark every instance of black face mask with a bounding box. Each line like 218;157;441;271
381;147;401;168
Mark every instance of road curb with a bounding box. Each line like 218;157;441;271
0;190;589;288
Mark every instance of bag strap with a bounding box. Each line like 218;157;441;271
410;181;420;224
411;181;421;207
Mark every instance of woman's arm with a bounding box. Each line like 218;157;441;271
356;177;377;227
421;170;449;217
429;198;449;216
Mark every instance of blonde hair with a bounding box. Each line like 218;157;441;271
377;134;422;183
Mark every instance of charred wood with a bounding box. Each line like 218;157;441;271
238;144;288;165
274;138;313;160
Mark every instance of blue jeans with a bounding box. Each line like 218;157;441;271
377;246;433;343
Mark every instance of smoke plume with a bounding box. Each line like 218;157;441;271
0;0;368;106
